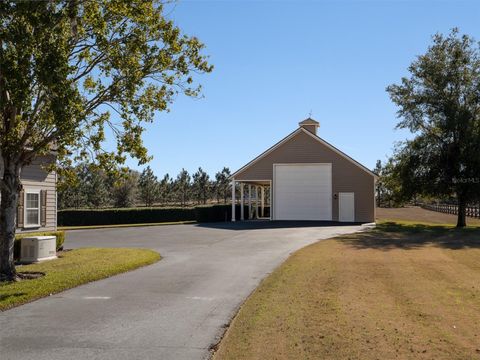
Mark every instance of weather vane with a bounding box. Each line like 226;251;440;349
308;110;313;118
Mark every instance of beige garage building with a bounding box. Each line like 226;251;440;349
230;118;376;223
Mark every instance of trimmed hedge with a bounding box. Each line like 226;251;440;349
14;231;65;260
58;207;196;226
58;204;271;226
195;205;243;223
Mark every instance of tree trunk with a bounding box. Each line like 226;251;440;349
456;197;467;228
0;162;21;282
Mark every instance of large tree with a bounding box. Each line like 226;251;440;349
192;167;210;205
373;160;383;207
174;168;190;207
58;162;110;209
138;166;159;206
57;164;88;209
113;170;139;208
83;165;110;208
387;29;480;227
214;167;231;204
0;1;212;280
158;173;172;205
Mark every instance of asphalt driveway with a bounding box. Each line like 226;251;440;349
0;221;368;360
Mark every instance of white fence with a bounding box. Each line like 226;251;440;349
422;204;480;219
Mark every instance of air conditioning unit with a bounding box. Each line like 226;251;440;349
20;236;57;263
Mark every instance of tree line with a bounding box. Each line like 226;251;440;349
58;165;232;209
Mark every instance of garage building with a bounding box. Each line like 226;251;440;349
230;118;377;223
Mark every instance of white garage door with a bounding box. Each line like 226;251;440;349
274;164;332;220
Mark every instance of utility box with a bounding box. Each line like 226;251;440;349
21;236;57;263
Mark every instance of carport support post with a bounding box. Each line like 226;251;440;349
261;186;265;217
255;186;259;219
248;184;252;220
231;179;236;222
240;183;244;221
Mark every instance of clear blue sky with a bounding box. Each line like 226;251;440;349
125;0;480;178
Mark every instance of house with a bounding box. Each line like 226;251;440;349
230;118;376;222
14;155;57;233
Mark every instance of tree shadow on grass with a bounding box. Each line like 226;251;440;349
0;293;27;302
342;222;480;251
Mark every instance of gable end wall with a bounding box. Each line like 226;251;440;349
234;131;375;222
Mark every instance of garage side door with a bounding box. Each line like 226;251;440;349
274;164;332;221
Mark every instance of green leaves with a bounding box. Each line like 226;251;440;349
0;0;212;170
386;29;480;210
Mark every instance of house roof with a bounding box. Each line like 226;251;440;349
231;127;378;179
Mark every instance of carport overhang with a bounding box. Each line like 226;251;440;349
229;179;272;222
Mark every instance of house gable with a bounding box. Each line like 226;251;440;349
232;128;376;181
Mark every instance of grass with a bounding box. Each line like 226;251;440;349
58;220;196;231
214;210;480;360
0;248;160;311
376;206;480;226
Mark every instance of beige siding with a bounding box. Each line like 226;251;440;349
301;124;317;134
17;155;57;233
234;130;375;222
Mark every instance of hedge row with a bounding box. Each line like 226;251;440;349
58;204;270;226
14;231;65;259
58;207;196;226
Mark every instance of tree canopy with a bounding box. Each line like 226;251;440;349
386;29;480;227
0;0;212;169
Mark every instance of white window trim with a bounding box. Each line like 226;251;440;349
24;188;41;228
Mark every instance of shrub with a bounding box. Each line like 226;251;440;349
58;207;196;226
195;205;233;222
14;231;65;260
58;204;271;226
194;204;254;222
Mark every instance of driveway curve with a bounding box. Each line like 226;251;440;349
0;222;367;360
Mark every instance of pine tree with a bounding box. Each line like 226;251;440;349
84;165;110;208
139;166;160;207
215;167;231;204
113;170;139;208
192;167;210;205
159;174;172;205
175;169;191;207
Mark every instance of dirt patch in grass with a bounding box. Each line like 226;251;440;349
213;223;480;360
0;248;160;311
377;206;480;226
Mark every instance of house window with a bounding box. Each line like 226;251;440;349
25;191;40;227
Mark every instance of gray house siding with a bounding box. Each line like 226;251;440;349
16;155;57;233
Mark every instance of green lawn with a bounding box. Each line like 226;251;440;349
0;248;160;311
214;218;480;360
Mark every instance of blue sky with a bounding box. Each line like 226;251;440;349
125;0;480;178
